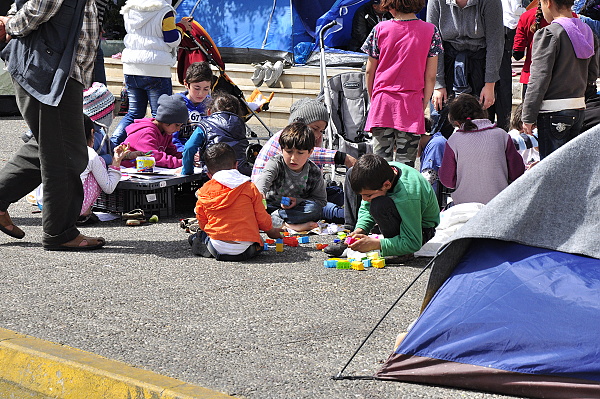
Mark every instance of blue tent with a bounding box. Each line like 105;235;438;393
374;126;600;398
174;0;372;63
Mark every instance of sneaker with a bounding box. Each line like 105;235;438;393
323;243;348;257
191;234;212;258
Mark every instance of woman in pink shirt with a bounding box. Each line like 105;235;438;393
361;0;443;166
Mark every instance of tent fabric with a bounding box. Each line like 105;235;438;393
424;124;600;307
376;240;600;397
175;0;371;62
375;125;600;397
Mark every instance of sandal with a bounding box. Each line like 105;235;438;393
44;235;106;251
121;209;145;220
0;210;25;239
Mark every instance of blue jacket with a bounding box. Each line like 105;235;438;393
181;111;250;176
172;92;210;152
1;0;86;106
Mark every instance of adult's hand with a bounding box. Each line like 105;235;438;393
479;82;496;109
0;16;9;42
344;154;357;168
432;88;447;111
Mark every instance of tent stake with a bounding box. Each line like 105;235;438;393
332;247;447;381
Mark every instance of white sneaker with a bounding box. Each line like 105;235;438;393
264;60;284;87
251;64;266;86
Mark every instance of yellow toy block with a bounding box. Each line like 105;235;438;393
367;251;380;260
275;243;284;252
351;260;365;271
372;259;385;269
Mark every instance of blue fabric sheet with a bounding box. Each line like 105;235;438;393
397;240;600;382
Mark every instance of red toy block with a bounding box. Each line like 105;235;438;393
283;237;299;247
315;243;328;250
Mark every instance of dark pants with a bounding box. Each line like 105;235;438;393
195;231;260;261
488;28;514;131
0;78;87;246
536;109;584;159
370;195;436;245
343;166;361;229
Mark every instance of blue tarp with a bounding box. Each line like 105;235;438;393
397;240;600;381
175;0;372;55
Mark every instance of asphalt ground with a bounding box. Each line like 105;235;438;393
0;115;517;399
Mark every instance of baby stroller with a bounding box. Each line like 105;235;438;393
176;19;274;137
320;71;373;161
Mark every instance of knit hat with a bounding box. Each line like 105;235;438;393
83;82;115;128
155;94;189;124
288;98;329;126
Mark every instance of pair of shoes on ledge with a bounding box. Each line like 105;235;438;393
251;60;284;87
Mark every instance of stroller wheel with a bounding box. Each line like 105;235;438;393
246;143;263;165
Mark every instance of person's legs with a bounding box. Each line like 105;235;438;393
208;241;260;261
393;131;420;167
146;76;173;117
277;200;322;225
322;202;344;223
92;40;107;85
110;75;149;145
5;79;89;246
371;127;396;162
368;195;401;238
536;109;584;159
343;166;361;229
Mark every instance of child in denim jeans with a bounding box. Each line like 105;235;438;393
254;122;327;232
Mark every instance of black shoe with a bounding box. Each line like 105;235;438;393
323;243;348;257
76;212;100;226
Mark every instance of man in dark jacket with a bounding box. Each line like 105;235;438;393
349;0;392;52
0;0;105;251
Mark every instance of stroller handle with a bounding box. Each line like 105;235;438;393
319;20;338;47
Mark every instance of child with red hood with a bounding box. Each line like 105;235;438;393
122;94;188;168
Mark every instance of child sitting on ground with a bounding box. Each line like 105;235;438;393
173;62;213;152
122;94;189;169
181;92;251;176
325;154;440;258
439;94;525;205
78;115;132;225
254;122;328;232
190;143;282;261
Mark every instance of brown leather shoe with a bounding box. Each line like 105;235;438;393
0;210;25;239
44;235;106;251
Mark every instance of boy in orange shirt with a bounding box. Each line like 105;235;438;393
190;143;282;260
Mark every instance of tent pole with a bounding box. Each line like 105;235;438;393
190;0;202;16
332;246;448;381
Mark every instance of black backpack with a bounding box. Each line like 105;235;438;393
580;0;600;21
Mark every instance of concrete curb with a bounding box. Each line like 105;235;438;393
0;328;235;399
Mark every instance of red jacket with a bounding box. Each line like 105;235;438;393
514;9;549;84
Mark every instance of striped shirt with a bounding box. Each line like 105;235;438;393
7;0;99;88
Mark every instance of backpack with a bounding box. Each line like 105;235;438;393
580;0;600;21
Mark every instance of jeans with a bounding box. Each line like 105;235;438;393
110;74;173;146
267;200;322;226
536;109;584;159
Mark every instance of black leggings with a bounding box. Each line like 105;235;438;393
370;196;436;244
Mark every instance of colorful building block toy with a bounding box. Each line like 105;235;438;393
297;236;309;244
276;243;284;252
362;258;372;268
283;237;299;247
344;236;359;245
315;243;329;250
263;243;269;251
324;259;337;268
281;196;291;206
337;232;347;240
336;260;351;269
265;239;275;244
351;260;365;270
372;259;385;268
